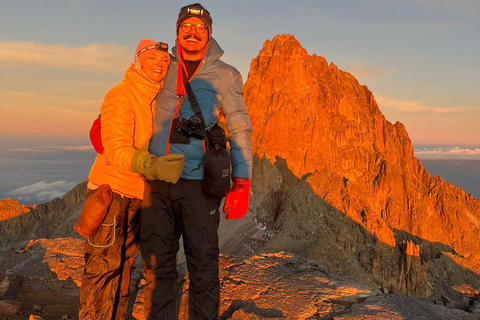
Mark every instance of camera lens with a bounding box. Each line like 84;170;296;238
189;116;202;128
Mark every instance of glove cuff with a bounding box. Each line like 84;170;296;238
131;150;151;175
231;177;250;192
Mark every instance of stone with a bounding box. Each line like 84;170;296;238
32;305;43;312
336;293;478;320
0;300;21;317
470;300;480;314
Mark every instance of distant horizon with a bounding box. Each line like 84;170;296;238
2;137;479;160
1;142;480;206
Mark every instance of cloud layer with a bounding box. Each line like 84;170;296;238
0;41;131;73
0;90;101;137
6;180;78;204
375;95;463;114
414;147;480;160
374;94;480;146
7;146;93;153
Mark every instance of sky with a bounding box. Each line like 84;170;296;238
1;0;480;203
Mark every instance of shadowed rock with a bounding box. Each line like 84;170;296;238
1;238;479;319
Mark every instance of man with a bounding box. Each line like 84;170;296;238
141;3;253;319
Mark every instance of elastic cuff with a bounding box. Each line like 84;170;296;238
131;150;150;174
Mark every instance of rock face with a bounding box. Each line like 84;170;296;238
0;199;33;222
0;182;86;249
243;34;480;295
0;239;84;319
3;239;478;320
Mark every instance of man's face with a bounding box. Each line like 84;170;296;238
177;17;209;60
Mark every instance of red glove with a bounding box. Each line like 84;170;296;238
90;117;104;154
223;177;250;219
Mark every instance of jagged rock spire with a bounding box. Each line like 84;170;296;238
245;34;480;268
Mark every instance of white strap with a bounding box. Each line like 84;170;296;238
87;215;116;248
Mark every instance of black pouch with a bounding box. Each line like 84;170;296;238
169;118;190;144
202;125;231;198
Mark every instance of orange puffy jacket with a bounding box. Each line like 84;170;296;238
88;64;161;199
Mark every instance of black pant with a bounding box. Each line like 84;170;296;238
141;179;221;320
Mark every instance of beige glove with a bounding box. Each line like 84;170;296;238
131;150;152;175
144;154;185;183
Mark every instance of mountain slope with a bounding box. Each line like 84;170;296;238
241;35;480;298
244;34;480;267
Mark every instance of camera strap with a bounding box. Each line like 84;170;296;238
181;67;206;129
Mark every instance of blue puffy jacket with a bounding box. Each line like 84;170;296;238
149;38;253;180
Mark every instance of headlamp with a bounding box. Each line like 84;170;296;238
136;42;169;57
187;8;204;16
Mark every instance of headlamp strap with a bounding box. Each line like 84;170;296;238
136;42;168;58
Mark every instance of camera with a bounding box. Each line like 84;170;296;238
176;116;206;140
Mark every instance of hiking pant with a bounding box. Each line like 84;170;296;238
79;189;141;320
141;179;221;320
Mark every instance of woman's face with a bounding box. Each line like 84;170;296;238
142;51;170;82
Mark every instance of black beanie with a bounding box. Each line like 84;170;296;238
176;3;212;38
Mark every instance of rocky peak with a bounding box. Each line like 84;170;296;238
0;182;87;249
256;34;307;57
245;34;480;272
0;199;34;222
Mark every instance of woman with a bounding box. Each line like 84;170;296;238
78;39;184;320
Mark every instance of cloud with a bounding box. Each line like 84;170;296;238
375;95;464;114
414;147;480;160
7;146;93;153
0;41;131;73
374;93;480;146
344;65;396;80
0;90;100;137
6;180;78;203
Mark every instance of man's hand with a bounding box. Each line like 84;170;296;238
222;177;250;219
90;117;104;154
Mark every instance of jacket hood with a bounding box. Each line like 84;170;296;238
124;63;162;100
172;37;224;67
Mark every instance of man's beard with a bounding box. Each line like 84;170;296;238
181;35;207;59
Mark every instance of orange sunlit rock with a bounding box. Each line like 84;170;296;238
177;253;377;319
443;252;480;275
24;238;84;286
335;304;404;320
404;241;420;258
245;35;480;268
0;198;34;221
452;284;478;295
